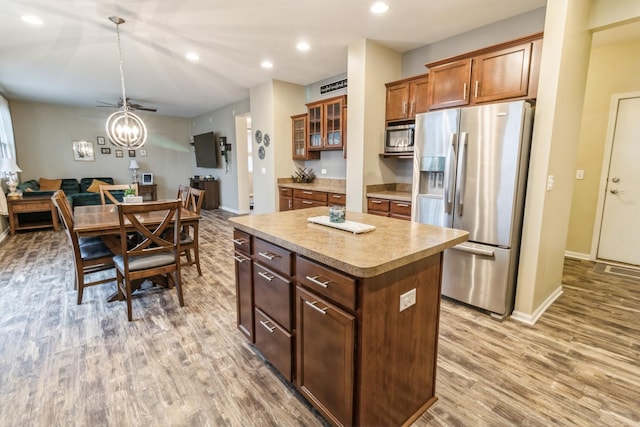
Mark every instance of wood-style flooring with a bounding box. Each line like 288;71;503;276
0;210;638;426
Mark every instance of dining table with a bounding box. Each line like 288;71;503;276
73;202;201;302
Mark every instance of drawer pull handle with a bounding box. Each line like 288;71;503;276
259;320;276;333
302;201;313;205
233;255;248;263
332;195;343;199
232;238;247;245
305;300;328;315
258;251;279;260
371;200;382;204
302;191;313;194
396;203;409;207
258;271;275;282
306;275;331;288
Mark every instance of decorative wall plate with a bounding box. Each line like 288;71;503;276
263;133;270;147
255;130;262;144
258;146;266;159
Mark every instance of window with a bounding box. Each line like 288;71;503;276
0;94;16;161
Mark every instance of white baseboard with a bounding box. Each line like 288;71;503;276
218;205;251;215
511;285;563;325
564;250;592;261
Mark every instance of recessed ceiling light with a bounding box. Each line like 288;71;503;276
186;52;200;62
21;15;43;25
370;2;389;14
296;42;310;51
261;60;273;69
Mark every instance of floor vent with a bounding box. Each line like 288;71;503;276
594;262;640;280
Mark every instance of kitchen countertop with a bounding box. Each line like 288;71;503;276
277;178;346;194
229;206;467;277
366;190;412;202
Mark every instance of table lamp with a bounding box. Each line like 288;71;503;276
1;157;22;198
129;159;139;183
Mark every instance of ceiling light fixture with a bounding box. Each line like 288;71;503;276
186;52;200;62
296;42;310;51
261;60;273;69
370;2;389;14
21;15;43;25
105;16;147;150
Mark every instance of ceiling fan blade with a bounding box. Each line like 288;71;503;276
136;107;158;112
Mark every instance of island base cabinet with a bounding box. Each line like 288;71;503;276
296;286;355;427
255;308;293;382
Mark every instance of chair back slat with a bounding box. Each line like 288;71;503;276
186;187;205;215
176;184;190;207
100;183;138;205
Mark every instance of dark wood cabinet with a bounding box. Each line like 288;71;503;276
385;74;430;123
233;230;253;340
291;114;319;160
189;178;219;209
307;95;346;151
279;186;346;212
279;187;293;211
367;197;412;221
426;33;543;110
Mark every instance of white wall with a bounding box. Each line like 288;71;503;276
10;100;191;199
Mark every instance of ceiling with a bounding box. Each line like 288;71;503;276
1;0;553;118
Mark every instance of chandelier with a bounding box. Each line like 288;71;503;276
105;16;147;149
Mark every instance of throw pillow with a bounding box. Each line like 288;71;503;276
87;179;109;193
39;178;62;191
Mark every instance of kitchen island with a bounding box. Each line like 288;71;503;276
230;207;467;426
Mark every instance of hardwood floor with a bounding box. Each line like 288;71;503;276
0;210;638;426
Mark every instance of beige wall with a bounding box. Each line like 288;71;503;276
10;101;192;200
566;38;640;255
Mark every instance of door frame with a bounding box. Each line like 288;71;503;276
590;91;640;261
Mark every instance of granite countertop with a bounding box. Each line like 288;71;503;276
229;207;467;278
277;178;346;194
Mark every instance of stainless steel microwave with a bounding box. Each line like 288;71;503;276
385;124;415;153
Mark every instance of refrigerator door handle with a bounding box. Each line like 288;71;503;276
451;243;495;257
444;133;457;214
455;132;468;216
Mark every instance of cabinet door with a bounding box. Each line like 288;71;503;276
234;251;254;341
307;103;323;150
472;43;532;104
291;114;319;160
279;196;292;211
324;97;344;149
428;58;472;110
296;286;355;427
411;75;430;115
385;82;410;122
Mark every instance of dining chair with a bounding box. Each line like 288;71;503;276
100;183;138;205
180;187;204;275
114;200;183;321
51;190;115;304
176;184;190;207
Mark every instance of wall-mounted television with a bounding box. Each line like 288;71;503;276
193;131;217;168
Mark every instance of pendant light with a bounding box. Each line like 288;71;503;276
105;16;147;149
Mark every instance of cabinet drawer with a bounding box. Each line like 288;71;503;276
327;193;346;206
12;201;50;212
293;199;326;210
367;198;390;212
232;229;252;255
255;308;293;382
390;200;411;217
296;256;356;311
279;187;293;197
254;264;292;331
254;238;292;276
293;189;328;203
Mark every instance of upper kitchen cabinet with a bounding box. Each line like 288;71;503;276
385;74;429;123
291;114;319;160
426;33;543;110
307;95;347;151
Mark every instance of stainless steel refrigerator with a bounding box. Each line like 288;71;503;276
411;100;534;318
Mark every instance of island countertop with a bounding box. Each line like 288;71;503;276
229;206;468;278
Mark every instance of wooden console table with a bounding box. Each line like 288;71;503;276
189;179;219;209
138;184;157;201
7;195;60;236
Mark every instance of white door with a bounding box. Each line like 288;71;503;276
597;96;640;265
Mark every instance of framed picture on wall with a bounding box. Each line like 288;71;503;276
72;140;95;161
139;149;147;157
128;150;136;157
97;136;106;145
100;147;111;154
115;149;124;158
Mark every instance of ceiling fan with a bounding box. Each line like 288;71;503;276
96;97;157;112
